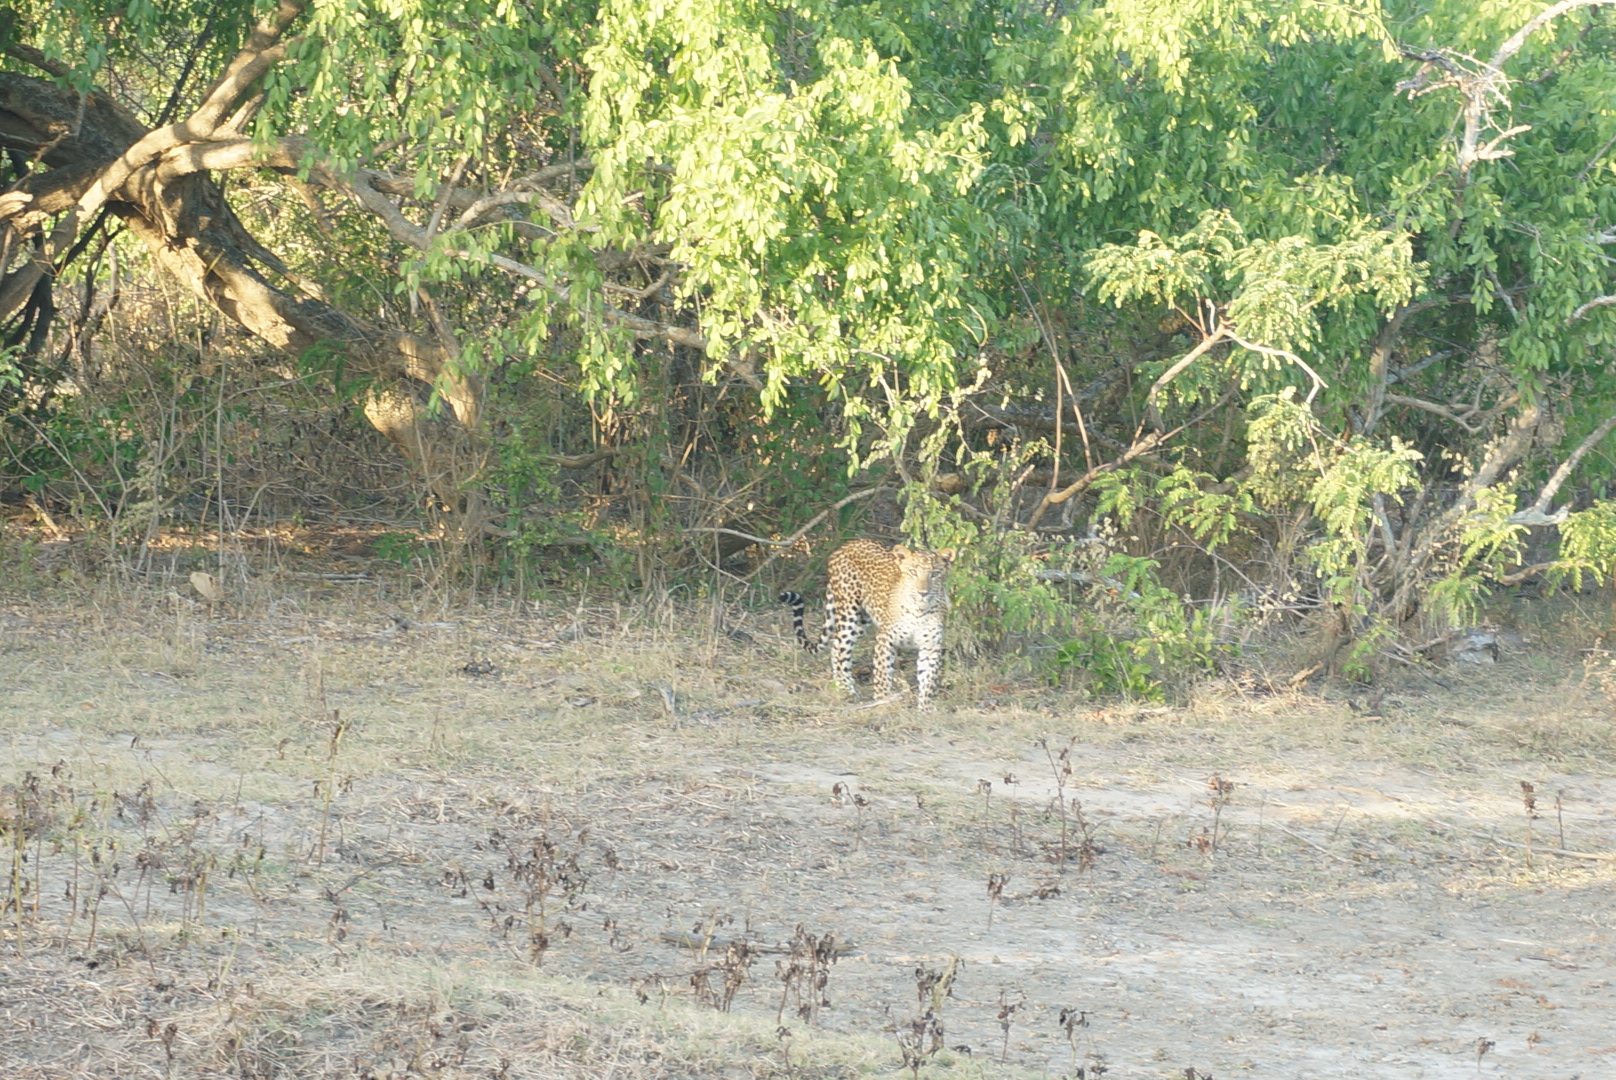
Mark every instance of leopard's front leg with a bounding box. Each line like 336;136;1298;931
871;625;897;697
915;644;940;709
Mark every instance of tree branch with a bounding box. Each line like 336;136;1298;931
1021;431;1165;530
1489;0;1616;71
689;486;885;556
1362;301;1424;436
1226;332;1329;404
1388;401;1542;617
186;1;304;138
1383;392;1485;433
336;166;710;352
1515;411;1616;522
1410;1;1616;180
1568;293;1616;322
26;5;304;285
150;135;705;355
1142;320;1231;431
1021;383;1241;531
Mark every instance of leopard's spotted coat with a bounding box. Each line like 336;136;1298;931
780;539;955;707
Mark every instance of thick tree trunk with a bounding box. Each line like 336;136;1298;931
0;10;486;529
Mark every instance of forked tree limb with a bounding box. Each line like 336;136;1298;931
186;0;305;137
0;43;486;517
1019;314;1315;531
146;135;698;360
1139;315;1324;435
1382;393;1485;433
1141;318;1231;431
1386;400;1542;618
1022;431;1167;532
333;160;713;354
1226;332;1328;403
1021;383;1242;531
35;1;304;274
0;0;707;514
1408;0;1616;179
1361;302;1421;437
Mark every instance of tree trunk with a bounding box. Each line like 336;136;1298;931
0;9;486;529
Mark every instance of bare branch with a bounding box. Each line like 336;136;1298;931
1388;349;1458;385
2;41;70;80
1474;123;1532;164
154;135;304;180
689;487;886;552
1495;560;1562;585
451;186;579;232
1362;301;1430;436
1226;332;1329;404
27;6;304;284
1568;294;1616;322
1383;393;1485;433
1410;1;1616;180
1142;320;1231;428
368;163;589;202
1489;0;1616;71
1388;401;1542;616
339;167;710;351
1580;131;1616;182
150;137;701;354
1020;382;1243;531
421;153;471;254
369;164;589;239
1020;430;1169;532
1518;411;1616;520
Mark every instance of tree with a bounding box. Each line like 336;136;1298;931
0;0;994;537
4;0;1616;677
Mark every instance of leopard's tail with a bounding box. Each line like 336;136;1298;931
778;591;821;652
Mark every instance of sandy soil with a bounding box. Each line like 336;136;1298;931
1;594;1613;1079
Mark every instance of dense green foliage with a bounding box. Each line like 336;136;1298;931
4;0;1616;687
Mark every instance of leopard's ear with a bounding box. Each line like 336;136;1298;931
936;548;956;562
892;544;911;557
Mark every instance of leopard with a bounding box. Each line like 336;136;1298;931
779;539;956;707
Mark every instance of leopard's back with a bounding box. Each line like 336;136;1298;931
827;538;906;620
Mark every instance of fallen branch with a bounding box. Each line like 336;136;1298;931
1422;817;1616;861
1268;823;1352;864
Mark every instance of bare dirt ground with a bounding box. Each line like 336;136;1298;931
2;572;1614;1079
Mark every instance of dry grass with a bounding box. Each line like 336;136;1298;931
3;557;1616;1079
